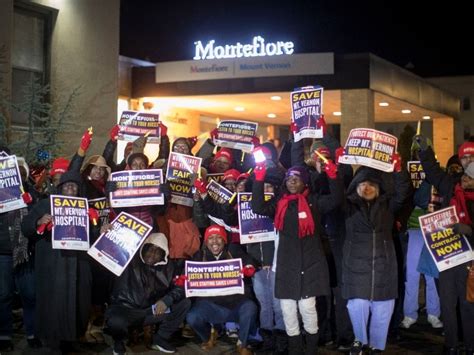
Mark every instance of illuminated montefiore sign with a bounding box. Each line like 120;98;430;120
194;36;294;60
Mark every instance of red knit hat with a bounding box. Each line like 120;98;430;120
214;148;233;164
204;225;227;244
50;158;70;177
223;168;240;182
458;142;474;159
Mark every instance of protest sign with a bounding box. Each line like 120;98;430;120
0;155;27;213
206;173;224;184
238;193;276;244
185;259;244;297
110;169;164;208
290;86;324;142
50;195;89;250
214;120;258;153
407;161;426;189
419;206;473;271
118;110;161;144
88;197;111;226
166;152;202;206
207;179;233;204
339;128;398;172
208;215;240;234
88;212;152;276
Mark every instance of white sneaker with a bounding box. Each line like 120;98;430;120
400;316;417;329
427;314;443;328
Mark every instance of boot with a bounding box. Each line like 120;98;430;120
273;329;288;355
288;334;304;355
237;343;253;355
305;333;319;355
201;327;218;351
259;328;274;352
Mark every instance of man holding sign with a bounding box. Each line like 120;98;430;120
185;225;257;355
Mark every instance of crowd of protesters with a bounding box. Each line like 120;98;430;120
1;118;474;355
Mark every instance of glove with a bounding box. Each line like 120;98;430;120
242;265;256;278
194;178;207;194
46;221;53;231
159;122;168;137
105;181;118;195
290;122;298;133
173;274;188;287
324;160;338;179
413;135;428;151
37;223;47;235
210;128;218;141
80;128;93;151
392;152;402;173
316;114;327;135
251;136;260;147
254;164;267;182
109;124;120;142
88;208;99;226
335;147;345;165
21;192;33;204
453;223;473;236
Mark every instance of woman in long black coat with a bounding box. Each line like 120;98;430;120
342;166;412;353
21;171;92;351
252;163;343;354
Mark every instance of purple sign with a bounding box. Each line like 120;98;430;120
166;152;202;207
118;110;161;144
290;86;324;142
50;195;89;250
88;212;152;276
238;193;275;244
214;120;258;153
0;155;27;213
185;259;244;297
207;179;233;204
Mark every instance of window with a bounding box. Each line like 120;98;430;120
11;4;53;125
462;97;471;111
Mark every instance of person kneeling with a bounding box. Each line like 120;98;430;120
104;233;190;354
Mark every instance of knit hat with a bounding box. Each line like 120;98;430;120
285;166;309;185
127;152;149;168
446;154;461;169
214;148;233;164
204;225;227;244
50;158;70;177
58;170;82;187
223;168;240;182
465;162;474;179
458;142;474;159
172;137;198;152
237;172;250;183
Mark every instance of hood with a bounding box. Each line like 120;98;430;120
17;157;29;179
57;170;84;196
81;155;111;177
139;233;169;266
347;166;385;196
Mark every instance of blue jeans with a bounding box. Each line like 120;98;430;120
404;229;440;319
186;299;257;346
0;255;36;338
252;268;285;331
347;298;395;350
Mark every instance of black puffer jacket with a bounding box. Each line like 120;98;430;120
252;176;343;300
342;167;412;301
110;233;185;310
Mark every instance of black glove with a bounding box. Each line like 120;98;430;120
105;181;118;195
160;182;171;201
413;135;428;151
453;223;473;236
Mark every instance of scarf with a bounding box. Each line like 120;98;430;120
89;178;105;194
274;189;315;238
450;184;474;225
10;208;30;268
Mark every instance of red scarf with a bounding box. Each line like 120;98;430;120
274;189;315;238
89;178;105;194
450;184;474;225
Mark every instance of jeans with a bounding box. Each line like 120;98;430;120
186;299;257;346
105;298;191;342
0;255;36;339
280;297;318;336
252;268;285;331
347;298;395;350
404;229;440;319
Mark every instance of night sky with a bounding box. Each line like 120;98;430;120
120;0;472;77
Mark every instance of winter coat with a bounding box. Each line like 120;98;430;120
110;233;185;310
251;177;343;300
342;167;412;301
191;243;256;309
21;198;91;341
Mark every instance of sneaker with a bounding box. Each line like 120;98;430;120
112;340;126;355
227;328;239;338
400;316;417;329
181;323;196;338
427;314;443;329
349;340;363;355
27;337;43;348
149;334;176;353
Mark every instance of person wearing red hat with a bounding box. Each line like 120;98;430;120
222;169;240;192
186;225;257;355
49;157;70;187
210;148;234;174
458;141;474;170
